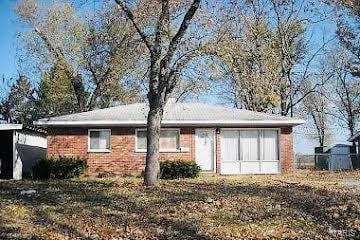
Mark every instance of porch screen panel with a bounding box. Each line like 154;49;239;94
221;130;239;162
240;130;259;161
260;130;278;160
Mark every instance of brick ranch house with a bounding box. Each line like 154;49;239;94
34;100;305;176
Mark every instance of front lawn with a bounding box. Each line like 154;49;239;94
1;170;359;239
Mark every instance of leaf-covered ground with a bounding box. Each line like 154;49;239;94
1;170;359;240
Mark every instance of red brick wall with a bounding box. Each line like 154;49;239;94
47;127;195;176
47;126;294;176
279;127;294;173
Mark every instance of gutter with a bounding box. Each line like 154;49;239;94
0;124;23;130
34;119;305;128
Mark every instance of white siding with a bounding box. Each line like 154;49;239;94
13;130;47;180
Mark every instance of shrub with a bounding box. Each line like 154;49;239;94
32;158;52;180
97;171;117;178
32;156;86;180
160;160;201;179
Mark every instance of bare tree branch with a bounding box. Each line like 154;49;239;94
166;0;201;59
114;0;154;52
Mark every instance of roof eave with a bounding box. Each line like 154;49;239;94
34;120;305;128
0;124;23;130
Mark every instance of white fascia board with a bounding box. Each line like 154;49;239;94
34;119;305;127
0;124;23;130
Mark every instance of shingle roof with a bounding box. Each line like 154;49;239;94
34;101;305;127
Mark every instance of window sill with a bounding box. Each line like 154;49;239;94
135;149;188;153
88;149;111;153
222;160;279;163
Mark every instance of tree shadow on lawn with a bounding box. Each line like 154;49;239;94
0;179;359;239
0;181;99;240
0;180;211;240
172;181;359;230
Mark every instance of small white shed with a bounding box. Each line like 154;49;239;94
0;124;47;180
326;144;353;171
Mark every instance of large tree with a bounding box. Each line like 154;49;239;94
323;0;360;139
36;61;78;118
16;0;141;113
335;0;360;79
213;1;283;112
302;71;333;147
329;50;360;137
0;76;36;125
214;0;331;116
115;0;202;185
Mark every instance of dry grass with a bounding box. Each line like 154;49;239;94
1;170;359;240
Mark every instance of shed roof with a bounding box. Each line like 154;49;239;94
34;101;305;127
0;124;23;130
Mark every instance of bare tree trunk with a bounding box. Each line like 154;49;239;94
144;101;163;185
73;74;87;111
280;94;287;116
116;0;201;186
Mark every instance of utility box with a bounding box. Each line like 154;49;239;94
314;146;327;170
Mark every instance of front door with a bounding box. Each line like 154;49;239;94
195;129;215;171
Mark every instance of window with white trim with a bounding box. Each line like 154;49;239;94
136;129;180;152
88;129;111;152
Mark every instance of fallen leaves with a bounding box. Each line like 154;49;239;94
0;170;359;239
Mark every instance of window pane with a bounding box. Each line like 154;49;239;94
136;129;180;150
160;130;179;149
240;130;259;161
99;131;110;150
260;130;278;160
137;130;147;149
90;131;100;149
89;130;110;150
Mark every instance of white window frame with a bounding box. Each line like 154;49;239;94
135;128;181;153
88;129;111;153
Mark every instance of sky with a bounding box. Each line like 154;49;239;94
0;0;18;85
0;0;352;154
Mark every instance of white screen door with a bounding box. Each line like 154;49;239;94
195;129;215;171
